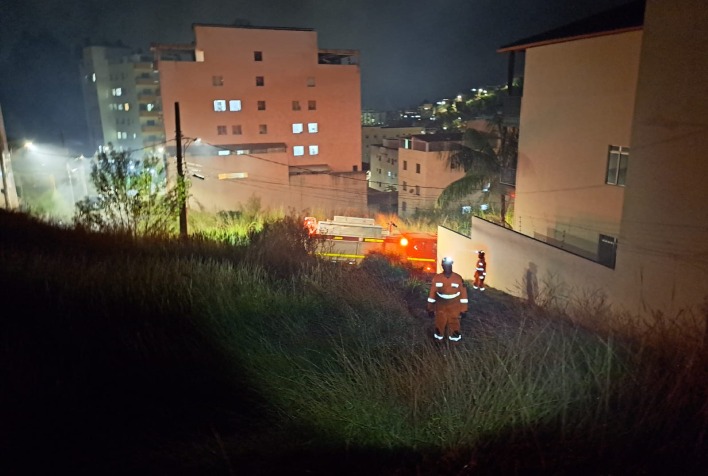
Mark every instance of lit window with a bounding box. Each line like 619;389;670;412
218;150;230;156
256;76;264;86
212;75;224;86
606;145;629;186
308;123;318;133
214;100;226;112
309;145;319;156
292;100;301;111
112;88;122;96
307;77;315;87
118;104;124;111
229;99;242;112
292;123;303;134
217;125;227;135
259;124;268;134
257;101;266;111
232;125;242;135
147;104;154;112
124;103;130;111
293;146;304;156
91;73;96;82
308;100;316;110
254;51;263;61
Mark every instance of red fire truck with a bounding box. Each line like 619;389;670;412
305;216;437;274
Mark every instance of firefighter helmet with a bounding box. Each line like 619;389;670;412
442;256;454;265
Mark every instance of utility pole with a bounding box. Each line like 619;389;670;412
0;104;19;210
175;102;187;238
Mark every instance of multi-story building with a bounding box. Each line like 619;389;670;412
154;24;366;215
397;133;465;218
442;0;708;322
362;125;424;171
368;138;400;192
80;46;166;155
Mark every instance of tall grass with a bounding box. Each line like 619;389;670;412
1;208;706;474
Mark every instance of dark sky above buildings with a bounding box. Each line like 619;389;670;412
0;0;633;151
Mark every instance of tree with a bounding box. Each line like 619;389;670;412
74;150;183;236
437;116;519;226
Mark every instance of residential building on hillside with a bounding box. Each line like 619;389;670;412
80;46;167;155
397;133;465;218
362;125;424;171
368;138;400;192
154;24;366;215
448;0;708;322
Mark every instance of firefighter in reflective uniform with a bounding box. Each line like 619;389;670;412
473;250;487;291
427;257;469;342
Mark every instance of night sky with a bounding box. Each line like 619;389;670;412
0;0;633;152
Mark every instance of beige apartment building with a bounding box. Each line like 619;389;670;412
445;0;708;323
155;24;366;215
362;125;424;172
397;133;465;218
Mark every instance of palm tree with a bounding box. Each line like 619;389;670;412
437;115;518;227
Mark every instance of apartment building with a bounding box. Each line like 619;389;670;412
397;133;465;218
155;24;365;214
362;125;424;171
449;0;708;321
80;46;166;154
368;138;400;192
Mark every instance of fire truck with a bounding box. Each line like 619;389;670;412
305;216;437;273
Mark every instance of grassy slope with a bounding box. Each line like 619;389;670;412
0;209;706;475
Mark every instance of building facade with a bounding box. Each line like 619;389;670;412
368;138;400;192
155;24;366;215
80;46;166;155
397;133;465;218
361;125;424;171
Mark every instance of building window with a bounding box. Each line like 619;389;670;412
402;201;407;212
292;123;303;134
606;145;629;186
214;99;226;112
124;103;130;111
111;88;122;96
292;100;301;111
308;122;318;133
217;125;227;135
212;75;223;86
254;51;263;61
293;145;304;156
402;181;407;191
232;125;242;135
309;145;319;156
259;124;268;134
308;100;316;110
416;163;421;174
307;77;316;87
598;234;617;269
415;185;420;195
256;76;264;86
229;99;242;112
257;100;266;111
403;160;408;171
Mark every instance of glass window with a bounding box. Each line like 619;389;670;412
212;75;223;86
257;101;266;111
416;163;421;174
309;145;319;156
606;145;629;186
217;125;227;135
229;99;241;111
292;123;303;134
308;100;316;110
292;100;301;111
254;51;263;61
403;160;407;171
307;77;315;87
214;100;226;112
293;146;304;156
259;124;268;134
256;76;264;86
307;123;318;133
232;125;242;135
